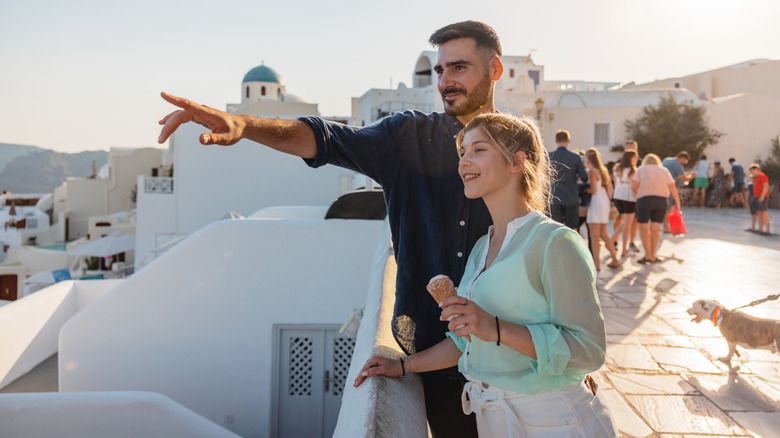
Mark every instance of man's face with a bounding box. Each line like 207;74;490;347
434;38;496;118
678;157;689;166
750;168;760;177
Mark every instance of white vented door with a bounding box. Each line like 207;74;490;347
275;326;356;438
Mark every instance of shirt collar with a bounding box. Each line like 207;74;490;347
485;210;543;253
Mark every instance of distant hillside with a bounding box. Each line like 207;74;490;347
0;149;108;193
0;143;46;171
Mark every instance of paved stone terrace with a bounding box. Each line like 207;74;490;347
591;206;780;438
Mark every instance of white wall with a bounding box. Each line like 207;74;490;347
0;392;239;438
59;217;383;438
171;122;349;233
135;175;178;270
0;280;120;389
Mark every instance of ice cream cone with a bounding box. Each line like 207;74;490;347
426;274;457;304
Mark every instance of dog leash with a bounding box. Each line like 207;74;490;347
732;294;780;311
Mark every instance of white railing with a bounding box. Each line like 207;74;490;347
334;225;428;438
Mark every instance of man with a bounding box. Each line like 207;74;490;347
549;130;588;229
749;163;771;235
158;21;504;437
662;151;694;232
729;158;747;208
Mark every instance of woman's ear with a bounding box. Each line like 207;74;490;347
511;151;526;174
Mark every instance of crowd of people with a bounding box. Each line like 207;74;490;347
548;138;774;269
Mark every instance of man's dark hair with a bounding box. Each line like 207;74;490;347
555;130;570;143
729;157;735;163
429;21;502;57
676;151;690;159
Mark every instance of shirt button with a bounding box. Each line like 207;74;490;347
457;252;463;258
460;221;466;226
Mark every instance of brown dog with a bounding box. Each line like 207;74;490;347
687;299;780;365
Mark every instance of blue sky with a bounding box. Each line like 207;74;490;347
1;0;778;153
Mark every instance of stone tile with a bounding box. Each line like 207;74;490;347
598;389;653;438
662;316;722;338
607;334;696;348
632;315;680;336
591;368;613;390
660;435;748;438
598;294;619;308
743;374;780;403
639;300;690;317
625;395;747;435
652;277;681;293
683;373;780;411
607;372;697;395
688;336;730;360
740;360;780;378
645;345;722;374
603;308;642;335
729;412;780;438
605;344;659;371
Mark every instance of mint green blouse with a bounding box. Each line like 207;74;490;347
446;211;606;394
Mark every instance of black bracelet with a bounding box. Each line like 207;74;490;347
400;357;406;377
495;316;501;346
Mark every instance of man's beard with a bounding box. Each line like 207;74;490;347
441;74;492;117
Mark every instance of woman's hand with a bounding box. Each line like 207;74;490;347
353;355;403;387
440;296;497;343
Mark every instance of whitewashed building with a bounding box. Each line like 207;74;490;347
359;52;780;166
135;64;358;270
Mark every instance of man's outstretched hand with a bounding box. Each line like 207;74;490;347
158;92;246;146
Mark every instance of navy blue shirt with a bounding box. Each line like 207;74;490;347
301;111;492;356
549;146;588;205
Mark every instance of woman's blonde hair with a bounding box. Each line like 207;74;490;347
641;153;661;166
585;148;611;190
456;113;552;213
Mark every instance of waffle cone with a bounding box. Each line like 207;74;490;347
426;275;457;304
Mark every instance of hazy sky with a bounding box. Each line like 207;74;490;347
1;0;778;153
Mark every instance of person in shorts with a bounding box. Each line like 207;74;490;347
692;155;709;206
729;158;747;208
632;154;680;264
749;163;771;235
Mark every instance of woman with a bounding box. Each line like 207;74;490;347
632;153;681;264
707;161;727;208
354;114;616;437
610;150;638;258
585;148;621;271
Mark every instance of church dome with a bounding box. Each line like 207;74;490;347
243;64;283;85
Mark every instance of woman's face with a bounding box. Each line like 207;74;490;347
631;155;639;165
458;128;513;200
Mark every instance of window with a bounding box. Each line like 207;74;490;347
246;86;250;98
593;122;611;146
509;68;515;78
261;86;266;96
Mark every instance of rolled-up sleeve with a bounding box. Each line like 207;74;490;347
529;228;606;377
299;115;408;186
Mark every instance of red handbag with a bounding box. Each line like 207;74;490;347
668;206;687;237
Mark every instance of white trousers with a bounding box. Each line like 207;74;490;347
461;377;617;437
